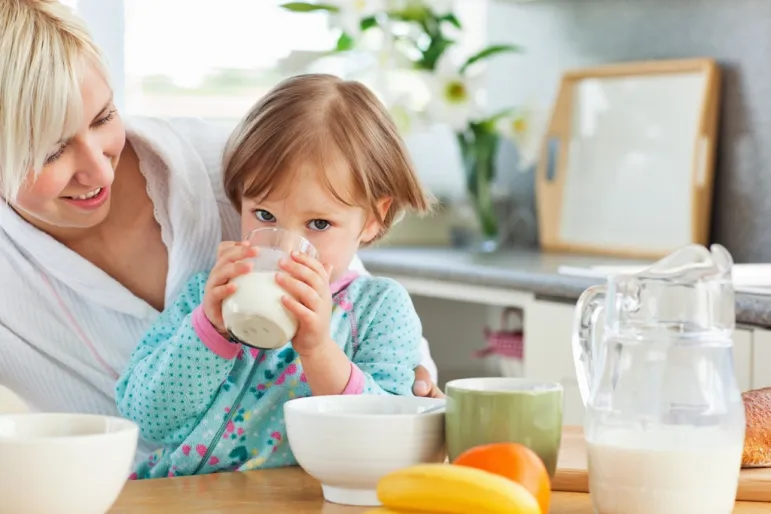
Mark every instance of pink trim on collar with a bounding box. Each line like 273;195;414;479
330;271;359;296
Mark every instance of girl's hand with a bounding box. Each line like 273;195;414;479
412;366;445;398
203;241;258;333
276;251;333;357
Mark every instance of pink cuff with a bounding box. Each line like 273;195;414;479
192;306;240;360
341;362;365;395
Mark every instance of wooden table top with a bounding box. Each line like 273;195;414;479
110;466;771;513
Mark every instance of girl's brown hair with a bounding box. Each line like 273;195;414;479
222;73;432;242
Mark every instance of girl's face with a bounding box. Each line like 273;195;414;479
11;64;125;235
240;160;387;283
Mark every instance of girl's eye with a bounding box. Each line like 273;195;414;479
255;209;276;222
308;219;330;231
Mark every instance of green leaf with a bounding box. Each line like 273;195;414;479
360;16;378;31
477;118;499;134
438;13;462;29
280;2;339;13
460;44;523;74
417;37;456;71
335;32;355;52
393;3;430;22
487;108;516;123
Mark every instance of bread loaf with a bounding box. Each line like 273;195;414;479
742;387;771;467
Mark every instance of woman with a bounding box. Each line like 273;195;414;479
0;0;441;462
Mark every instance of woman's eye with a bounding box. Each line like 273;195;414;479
308;219;330;231
44;145;66;165
92;109;117;128
255;209;276;222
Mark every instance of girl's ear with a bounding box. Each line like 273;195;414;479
360;197;393;244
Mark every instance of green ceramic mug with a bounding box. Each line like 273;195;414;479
445;378;563;476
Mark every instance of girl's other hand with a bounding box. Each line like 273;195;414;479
413;365;445;398
275;251;333;357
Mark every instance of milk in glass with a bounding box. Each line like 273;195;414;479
222;248;298;349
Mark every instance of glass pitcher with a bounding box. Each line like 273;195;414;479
572;244;745;514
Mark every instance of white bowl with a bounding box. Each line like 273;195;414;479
0;385;28;414
0;413;139;514
284;395;446;506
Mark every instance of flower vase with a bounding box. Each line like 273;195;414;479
457;127;501;253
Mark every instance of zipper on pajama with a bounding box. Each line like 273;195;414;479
193;350;263;474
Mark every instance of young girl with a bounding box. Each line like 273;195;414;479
115;74;432;479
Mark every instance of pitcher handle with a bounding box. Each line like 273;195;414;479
572;285;606;407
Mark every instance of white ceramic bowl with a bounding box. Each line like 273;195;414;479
0;413;139;514
0;385;29;414
284;395;446;506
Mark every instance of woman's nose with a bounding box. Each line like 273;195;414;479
72;139;115;186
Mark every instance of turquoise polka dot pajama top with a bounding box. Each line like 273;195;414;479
114;272;422;479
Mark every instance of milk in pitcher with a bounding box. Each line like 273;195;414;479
588;426;742;514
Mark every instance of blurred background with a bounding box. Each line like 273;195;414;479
68;0;771;425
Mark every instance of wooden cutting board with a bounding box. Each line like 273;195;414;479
553;426;771;503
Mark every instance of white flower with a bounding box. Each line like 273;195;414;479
495;104;550;171
372;21;399;68
422;52;485;131
329;0;387;38
389;96;422;135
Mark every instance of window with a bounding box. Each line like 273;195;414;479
72;0;485;122
121;0;485;124
69;0;127;111
124;0;337;122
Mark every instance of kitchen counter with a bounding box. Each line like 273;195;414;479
358;247;771;328
110;466;771;513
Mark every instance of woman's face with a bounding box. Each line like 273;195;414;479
12;64;126;233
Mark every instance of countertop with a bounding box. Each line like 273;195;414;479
109;466;771;513
358;247;771;328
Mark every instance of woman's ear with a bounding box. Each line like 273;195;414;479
360;197;393;244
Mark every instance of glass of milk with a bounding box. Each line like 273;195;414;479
221;228;318;350
573;244;745;514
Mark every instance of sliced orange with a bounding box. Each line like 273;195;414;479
453;442;550;514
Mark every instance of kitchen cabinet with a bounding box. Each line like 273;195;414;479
523;300;584;426
734;328;753;392
752;329;771;389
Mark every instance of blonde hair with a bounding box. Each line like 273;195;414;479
222;74;432;243
0;0;109;201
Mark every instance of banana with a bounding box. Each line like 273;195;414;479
376;463;542;514
364;509;411;514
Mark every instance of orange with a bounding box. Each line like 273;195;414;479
452;442;551;514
